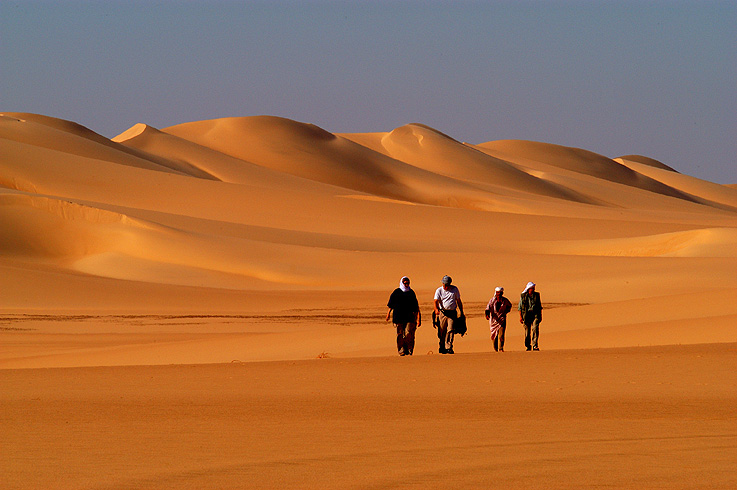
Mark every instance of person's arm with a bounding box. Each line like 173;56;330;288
519;297;525;323
454;288;464;317
433;298;441;315
386;291;397;322
412;293;421;327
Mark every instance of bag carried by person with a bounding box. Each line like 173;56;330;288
453;314;467;336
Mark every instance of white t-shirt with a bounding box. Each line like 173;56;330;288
434;285;461;310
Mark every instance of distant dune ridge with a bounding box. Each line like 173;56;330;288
1;111;736;365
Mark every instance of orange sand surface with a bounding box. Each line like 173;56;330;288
1;112;736;488
2;344;736;489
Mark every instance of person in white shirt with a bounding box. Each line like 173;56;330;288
433;275;464;354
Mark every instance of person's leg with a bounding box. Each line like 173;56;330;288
438;315;448;353
531;317;540;350
498;325;505;352
395;323;406;355
445;316;455;353
406;323;417;355
492;332;499;352
524;321;532;350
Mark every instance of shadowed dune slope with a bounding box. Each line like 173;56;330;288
160;116;589;211
0;113;214;179
370;124;596;204
614;157;737;211
476;139;700;202
113;122;362;192
161;116;435;202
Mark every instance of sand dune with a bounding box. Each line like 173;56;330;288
473;139;735;211
159;116;495;209
615;156;737;210
1;113;212;178
347;123;596;204
476;140;685;196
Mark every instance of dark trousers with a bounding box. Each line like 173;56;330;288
395;323;417;355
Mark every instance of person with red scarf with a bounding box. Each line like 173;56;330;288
486;286;512;352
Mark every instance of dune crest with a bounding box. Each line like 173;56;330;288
159;117;539;210
162;116;408;195
616;154;679;172
615;157;737;211
111;122;151;142
475;139;701;204
377;124;596;204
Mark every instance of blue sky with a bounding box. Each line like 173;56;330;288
2;0;735;183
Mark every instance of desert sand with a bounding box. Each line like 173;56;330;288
1;112;735;488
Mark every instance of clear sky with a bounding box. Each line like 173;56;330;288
2;0;735;184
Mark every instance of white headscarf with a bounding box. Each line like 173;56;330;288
522;281;535;294
399;276;411;292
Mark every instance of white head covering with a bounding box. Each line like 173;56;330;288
495;286;503;293
399;276;411;292
522;282;536;293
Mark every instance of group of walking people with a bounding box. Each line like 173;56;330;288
386;276;543;356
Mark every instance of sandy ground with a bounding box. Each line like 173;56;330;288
3;343;735;490
1;290;735;369
1;112;736;488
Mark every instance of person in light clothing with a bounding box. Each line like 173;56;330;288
518;282;543;351
486;287;512;352
433;275;464;354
